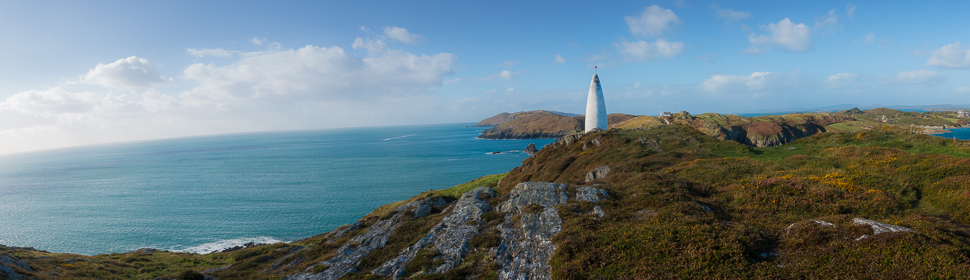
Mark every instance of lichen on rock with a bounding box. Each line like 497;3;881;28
373;187;494;278
852;218;914;241
290;213;405;280
575;187;609;202
584;166;610;183
495;182;568;280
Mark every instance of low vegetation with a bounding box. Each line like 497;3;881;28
502;125;970;278
4;109;970;279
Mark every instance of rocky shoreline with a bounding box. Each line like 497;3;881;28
4;118;970;279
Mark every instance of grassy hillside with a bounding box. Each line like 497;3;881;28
4;121;970;279
610;108;970;147
478;110;636;139
500;125;970;278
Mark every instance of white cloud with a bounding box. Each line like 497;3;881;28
499;60;520;68
383;26;425;44
80;56;176;89
506;87;515;93
700;71;799;94
825;73;859;89
615;38;684;61
250;36;265;46
815;9;840;32
625;5;681;37
498;70;515;80
926;41;970;69
359;26;370;32
553;54;567;64
2;87;103;117
955;87;970;93
748;18;813;52
847;4;857;18
187;48;234;58
0;42;458;154
711;4;751;21
183;45;455;100
894;70;946;86
352;37;388;54
863;33;875;44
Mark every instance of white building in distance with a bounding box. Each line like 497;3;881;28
585;74;607;132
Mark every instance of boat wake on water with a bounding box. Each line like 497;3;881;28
381;134;415;141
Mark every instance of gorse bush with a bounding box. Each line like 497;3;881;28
4;124;970;279
504;125;970;278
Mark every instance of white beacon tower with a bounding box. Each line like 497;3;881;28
584;71;607;132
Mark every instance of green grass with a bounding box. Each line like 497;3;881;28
738;128;970;162
428;173;506;198
825;122;862;132
501;124;970;278
7;116;970;279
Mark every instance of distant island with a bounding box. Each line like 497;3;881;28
476;107;969;147
4;108;970;279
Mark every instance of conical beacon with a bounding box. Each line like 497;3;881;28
585;74;607;132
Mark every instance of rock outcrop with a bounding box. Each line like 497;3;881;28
585;166;611;183
373;187;494;278
575;187;609;202
852;218;914;240
0;254;31;280
554;133;585;147
495;182;569;280
396;197;449;218
291;213;405;280
524;143;538;154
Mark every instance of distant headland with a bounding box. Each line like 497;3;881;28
476;107;969;147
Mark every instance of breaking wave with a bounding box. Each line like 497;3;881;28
174;236;284;254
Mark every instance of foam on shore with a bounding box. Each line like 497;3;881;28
175;236;284;254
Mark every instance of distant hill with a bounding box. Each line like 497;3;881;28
473;110;581;127
478;108;970;147
476;110;636;139
744;104;970;115
8;117;970;279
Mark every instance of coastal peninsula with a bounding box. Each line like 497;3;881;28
4;116;970;279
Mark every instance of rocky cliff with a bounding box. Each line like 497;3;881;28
5;122;970;279
486;108;970;147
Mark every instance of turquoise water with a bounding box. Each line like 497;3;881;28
932;127;970;140
0;123;554;255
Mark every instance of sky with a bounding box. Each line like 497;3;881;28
1;0;969;154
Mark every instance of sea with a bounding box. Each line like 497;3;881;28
0;123;554;255
932;127;970;140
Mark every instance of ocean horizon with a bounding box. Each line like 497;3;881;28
4;122;968;256
0;123;555;255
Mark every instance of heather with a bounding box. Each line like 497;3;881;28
4;124;970;279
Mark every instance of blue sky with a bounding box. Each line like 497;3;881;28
1;0;969;154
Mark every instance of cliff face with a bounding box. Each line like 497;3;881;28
668;112;843;147
593;108;969;147
7;121;970;279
